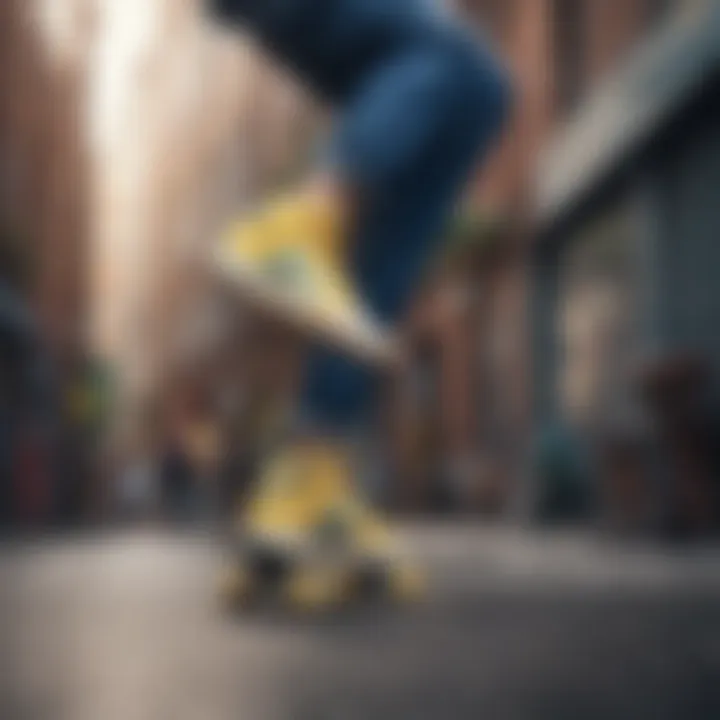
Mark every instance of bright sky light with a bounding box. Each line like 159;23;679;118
90;0;162;156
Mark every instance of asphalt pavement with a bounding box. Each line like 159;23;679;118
2;525;720;720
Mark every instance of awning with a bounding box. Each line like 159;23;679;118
535;2;720;228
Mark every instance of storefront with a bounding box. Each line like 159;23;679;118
532;4;720;529
0;281;56;528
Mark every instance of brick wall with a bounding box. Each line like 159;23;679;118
388;0;670;512
0;0;93;365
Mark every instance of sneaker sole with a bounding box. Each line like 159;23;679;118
212;244;399;367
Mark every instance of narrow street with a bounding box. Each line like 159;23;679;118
2;526;720;720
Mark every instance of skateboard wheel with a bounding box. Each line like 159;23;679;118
218;564;254;609
284;566;347;611
389;564;426;603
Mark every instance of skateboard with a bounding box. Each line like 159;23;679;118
218;518;425;612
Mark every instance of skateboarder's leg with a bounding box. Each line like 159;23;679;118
213;0;511;605
299;34;511;432
212;0;511;364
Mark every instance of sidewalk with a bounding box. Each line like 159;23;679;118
2;523;720;720
4;522;719;595
402;522;720;595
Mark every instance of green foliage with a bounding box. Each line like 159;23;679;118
67;358;116;440
431;206;507;278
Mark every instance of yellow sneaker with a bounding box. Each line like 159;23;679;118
225;440;423;606
214;194;397;365
242;440;381;554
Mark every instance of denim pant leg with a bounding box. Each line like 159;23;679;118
300;34;511;431
210;0;460;101
209;0;511;432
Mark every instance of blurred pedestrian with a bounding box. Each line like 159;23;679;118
641;356;720;538
115;441;157;524
0;280;58;530
160;432;195;525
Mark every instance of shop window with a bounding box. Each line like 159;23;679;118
557;202;642;429
460;0;514;43
553;0;587;115
645;0;678;27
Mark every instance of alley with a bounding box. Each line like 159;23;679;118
2;526;720;720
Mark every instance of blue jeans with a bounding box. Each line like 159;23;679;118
212;0;512;432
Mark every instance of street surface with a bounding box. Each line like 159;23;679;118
2;525;720;720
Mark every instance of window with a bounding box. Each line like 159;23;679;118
459;0;514;46
553;0;587;115
645;0;679;27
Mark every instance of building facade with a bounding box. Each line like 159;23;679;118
388;0;703;514
532;0;720;530
0;0;98;525
0;0;93;363
388;0;556;512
